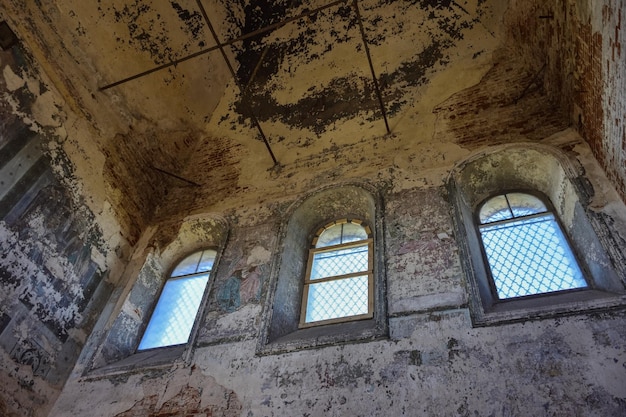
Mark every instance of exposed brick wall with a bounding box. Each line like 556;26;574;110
575;17;606;172
433;51;569;149
504;0;625;202
112;385;242;417
600;2;626;200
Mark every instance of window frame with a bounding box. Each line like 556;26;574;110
447;145;626;327
137;248;217;352
473;190;590;304
257;183;388;355
299;220;374;328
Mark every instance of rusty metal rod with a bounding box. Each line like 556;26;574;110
150;165;201;187
196;0;278;166
99;0;348;91
514;62;546;104
244;45;270;92
99;46;220;91
353;0;390;134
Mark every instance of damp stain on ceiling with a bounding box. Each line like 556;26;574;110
1;0;515;237
5;0;503;153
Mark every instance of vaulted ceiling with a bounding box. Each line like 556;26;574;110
2;0;585;243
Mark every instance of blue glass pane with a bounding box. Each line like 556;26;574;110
311;244;369;280
171;252;202;277
507;193;547;218
480;214;586;299
479;195;511;223
197;249;216;273
138;274;209;350
171;250;216;277
316;223;368;248
305;275;369;323
480;193;548;224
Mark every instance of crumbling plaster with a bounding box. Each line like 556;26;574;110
0;0;624;416
54;309;626;417
51;132;626;417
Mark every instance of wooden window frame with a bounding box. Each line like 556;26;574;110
299;221;374;329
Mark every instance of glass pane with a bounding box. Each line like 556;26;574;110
138;274;209;350
310;244;369;280
305;275;369;323
316;223;368;248
479;195;511;223
171;252;203;277
480;214;586;299
339;223;369;244
507;193;547;218
171;249;215;277
197;249;216;273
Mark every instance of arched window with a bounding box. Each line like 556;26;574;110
448;145;626;326
259;184;386;354
477;192;587;300
300;219;373;327
138;249;216;351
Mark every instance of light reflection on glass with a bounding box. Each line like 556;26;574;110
138;274;209;350
138;249;216;351
479;193;586;299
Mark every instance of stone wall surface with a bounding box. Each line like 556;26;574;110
0;0;624;416
51;131;626;416
0;36;123;417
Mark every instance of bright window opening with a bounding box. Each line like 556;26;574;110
478;193;587;299
300;220;373;327
138;249;216;350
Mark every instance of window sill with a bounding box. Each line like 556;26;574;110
82;345;186;380
257;318;386;355
471;289;626;326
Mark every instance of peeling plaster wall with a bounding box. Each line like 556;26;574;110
0;0;234;245
0;19;127;417
52;137;626;416
0;0;625;416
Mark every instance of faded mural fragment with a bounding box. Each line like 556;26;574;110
0;39;111;417
1;173;103;341
217;249;267;312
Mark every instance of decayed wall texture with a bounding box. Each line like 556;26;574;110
0;38;122;417
0;0;624;416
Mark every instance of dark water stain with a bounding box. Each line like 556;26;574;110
224;0;485;134
231;37;443;134
170;1;204;43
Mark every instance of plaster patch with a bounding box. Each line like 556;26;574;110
2;65;25;91
246;245;271;266
32;91;62;128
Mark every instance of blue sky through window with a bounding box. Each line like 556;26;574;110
303;222;371;324
479;193;586;299
138;249;215;350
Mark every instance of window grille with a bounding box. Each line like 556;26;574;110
478;192;587;300
300;220;373;327
138;249;216;350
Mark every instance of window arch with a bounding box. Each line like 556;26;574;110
259;183;387;354
448;144;626;325
138;249;216;350
476;192;587;300
86;215;228;374
300;219;373;327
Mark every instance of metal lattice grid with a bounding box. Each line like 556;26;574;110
138;274;209;350
310;245;369;280
305;275;369;323
480;214;586;299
